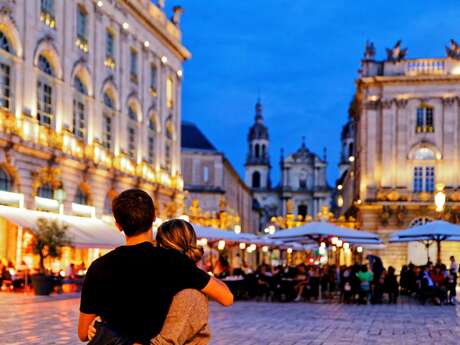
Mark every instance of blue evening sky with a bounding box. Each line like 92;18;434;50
166;0;460;185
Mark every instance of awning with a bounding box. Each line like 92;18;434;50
0;205;124;249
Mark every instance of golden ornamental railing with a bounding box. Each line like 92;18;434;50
0;110;183;190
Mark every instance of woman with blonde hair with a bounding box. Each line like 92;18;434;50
151;219;211;345
88;219;217;345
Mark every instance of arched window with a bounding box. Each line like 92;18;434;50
414;147;435;160
38;55;54;76
102;92;115;151
0;32;12;111
255;144;260;158
127;104;138;160
73;76;88;139
165;118;174;168
348;142;354;158
37;183;54;199
37;54;55;126
0;168;12;191
0;32;12;53
252;171;261;188
298;204;308;219
261;144;266;157
75;188;88;205
74;76;87;95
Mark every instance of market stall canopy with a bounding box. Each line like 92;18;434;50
269;222;381;243
0;205;124;248
389;221;460;242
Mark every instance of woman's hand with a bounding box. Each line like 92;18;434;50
88;316;102;340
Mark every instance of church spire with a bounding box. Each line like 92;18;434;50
255;98;263;122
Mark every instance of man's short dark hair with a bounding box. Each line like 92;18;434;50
112;189;155;237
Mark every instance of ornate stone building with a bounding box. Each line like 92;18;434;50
0;0;188;266
245;100;332;228
340;40;460;268
181;121;259;234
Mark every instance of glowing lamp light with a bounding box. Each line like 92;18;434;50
287;248;293;254
268;225;276;235
343;242;350;250
239;243;246;250
234;225;241;234
318;247;326;255
217;240;225;251
144;40;150;48
320;242;326;248
331;237;338;245
177;70;183;78
357;246;363;253
161;56;168;64
122;22;129;30
435;184;446;212
337;195;344;208
337;184;343;190
349;156;355;162
336;239;343;248
332;246;337;252
97;1;103;7
262;246;269;253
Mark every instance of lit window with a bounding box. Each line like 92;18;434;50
413;166;435;193
40;0;55;28
165;142;171;167
0;168;12;191
72;98;85;139
416;106;434;133
0;62;11;111
128;126;136;159
102;113;112;150
37;80;53;126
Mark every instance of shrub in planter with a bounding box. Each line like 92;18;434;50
30;218;71;295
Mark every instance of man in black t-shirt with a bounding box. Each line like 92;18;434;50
78;189;233;344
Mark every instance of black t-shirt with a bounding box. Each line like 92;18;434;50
80;242;210;344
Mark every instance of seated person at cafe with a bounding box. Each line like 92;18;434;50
78;189;233;344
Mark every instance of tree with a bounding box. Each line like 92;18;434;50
31;218;71;273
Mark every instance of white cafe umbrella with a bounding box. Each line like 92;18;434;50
389;220;460;262
269;221;381;244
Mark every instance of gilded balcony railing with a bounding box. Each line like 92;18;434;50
0;110;182;190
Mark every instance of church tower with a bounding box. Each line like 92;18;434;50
245;100;271;189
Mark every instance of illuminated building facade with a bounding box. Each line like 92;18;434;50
0;0;188;267
340;40;460;268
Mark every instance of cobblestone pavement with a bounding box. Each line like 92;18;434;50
0;294;460;345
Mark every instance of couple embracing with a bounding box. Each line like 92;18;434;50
78;189;233;345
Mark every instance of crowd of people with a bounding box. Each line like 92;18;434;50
214;255;459;306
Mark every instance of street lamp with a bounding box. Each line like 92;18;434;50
435;183;446;213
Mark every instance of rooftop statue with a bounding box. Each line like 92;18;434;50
171;6;184;27
386;40;408;63
446;39;460;59
363;40;376;60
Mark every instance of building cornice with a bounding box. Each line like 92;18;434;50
119;1;191;61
